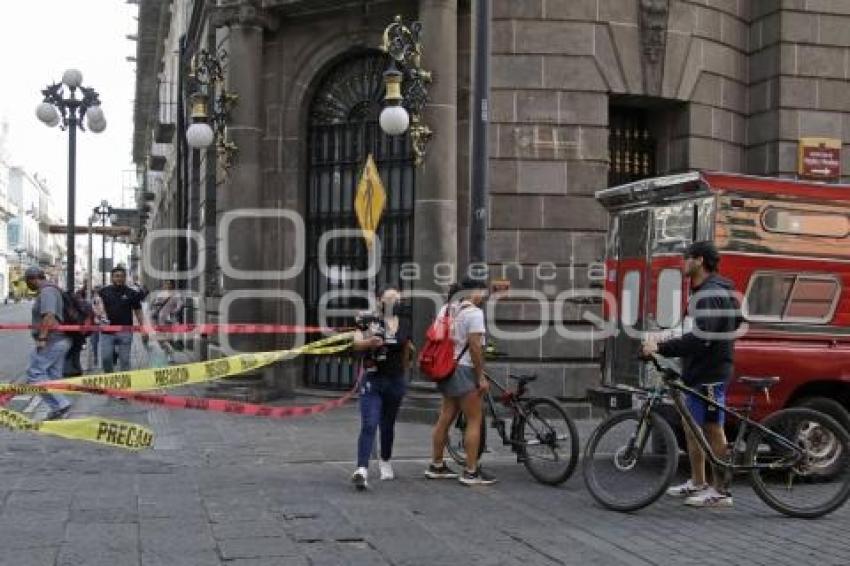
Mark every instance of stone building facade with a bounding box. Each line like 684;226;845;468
133;0;850;400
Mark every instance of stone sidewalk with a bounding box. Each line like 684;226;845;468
0;387;848;566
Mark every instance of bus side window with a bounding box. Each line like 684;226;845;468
621;270;640;327
656;269;683;328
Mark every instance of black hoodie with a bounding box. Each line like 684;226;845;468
657;274;738;386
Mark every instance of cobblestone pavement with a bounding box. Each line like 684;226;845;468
1;305;848;566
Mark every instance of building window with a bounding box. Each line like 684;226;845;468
744;272;840;324
656;268;683;329
761;207;849;238
609;107;657;187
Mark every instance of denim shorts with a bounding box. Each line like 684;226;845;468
686;382;726;426
437;365;478;398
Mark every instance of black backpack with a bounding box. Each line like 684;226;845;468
46;285;95;338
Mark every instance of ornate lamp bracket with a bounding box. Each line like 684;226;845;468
189;48;239;172
380;15;432;165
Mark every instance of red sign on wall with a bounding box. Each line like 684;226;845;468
798;138;841;180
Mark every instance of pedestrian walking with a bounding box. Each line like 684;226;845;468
150;280;184;363
350;287;413;491
97;267;147;373
642;241;740;508
426;276;496;486
22;266;73;420
63;286;92;377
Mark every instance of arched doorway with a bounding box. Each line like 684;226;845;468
305;51;416;389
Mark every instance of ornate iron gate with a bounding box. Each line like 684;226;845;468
305;52;416;389
608;107;657;187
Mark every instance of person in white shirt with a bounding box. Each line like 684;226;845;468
425;276;496;486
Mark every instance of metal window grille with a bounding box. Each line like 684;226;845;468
608;107;657;187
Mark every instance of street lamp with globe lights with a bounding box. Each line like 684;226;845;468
379;16;432;165
36;69;106;290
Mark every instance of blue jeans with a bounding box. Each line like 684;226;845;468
26;335;72;411
100;332;133;373
89;332;100;366
356;374;406;468
686;382;727;426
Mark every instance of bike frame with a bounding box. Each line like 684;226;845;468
634;376;805;472
470;373;551;451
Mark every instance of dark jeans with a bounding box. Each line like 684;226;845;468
356;373;406;468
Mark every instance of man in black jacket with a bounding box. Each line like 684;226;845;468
642;241;739;508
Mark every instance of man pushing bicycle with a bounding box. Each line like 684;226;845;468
642;241;740;508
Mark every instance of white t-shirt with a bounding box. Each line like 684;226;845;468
452;301;486;367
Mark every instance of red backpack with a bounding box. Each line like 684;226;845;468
418;304;469;382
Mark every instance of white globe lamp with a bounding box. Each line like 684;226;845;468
186;122;214;148
379;68;410;136
62;68;83;89
36;102;59;127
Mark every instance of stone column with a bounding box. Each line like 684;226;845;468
208;2;279;398
413;0;458;344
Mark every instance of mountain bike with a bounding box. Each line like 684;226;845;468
582;355;850;518
446;372;579;485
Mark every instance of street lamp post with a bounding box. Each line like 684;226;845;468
93;200;114;286
36;69;106;291
469;0;491;268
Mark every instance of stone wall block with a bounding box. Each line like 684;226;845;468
746;110;780;145
491;159;519;193
712;107;736;142
492;20;514;53
518;231;573;263
777;76;816;108
749;77;778;114
721;77;747;114
594;25;627;93
609;24;642;94
558;92;608;126
542;196;608;230
780;11;819;43
516;160;569;194
721;142;744;172
545;0;598;20
662;32;692;99
598;0;637;24
719;12;748;52
669;1;696;33
688;137;724;170
516;90;559;122
493;0;543;19
571;233;606;264
804;0;850;15
777;141;798;173
565;161;609;196
817;80;850;112
690;73;721;106
779;109;799;139
541;325;595;359
689;104;714;137
579;127;609;161
694;5;722;41
514;21;595;55
491;90;516;122
819;15;850;47
488;230;520;263
798;110;845;138
749;45;781;83
702;41;746;82
490;195;544;229
493;55;544;88
677;39;704;100
564;365;603;398
795;46;846;78
543;56;607;91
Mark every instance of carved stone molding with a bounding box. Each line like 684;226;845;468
210;0;280;32
638;0;669;96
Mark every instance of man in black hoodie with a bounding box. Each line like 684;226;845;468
642;241;738;508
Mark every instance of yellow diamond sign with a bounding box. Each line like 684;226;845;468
354;154;387;249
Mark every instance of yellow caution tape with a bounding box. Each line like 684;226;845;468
0;407;154;451
0;332;354;396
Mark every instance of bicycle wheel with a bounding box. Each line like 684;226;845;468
517;397;579;485
446;412;485;468
582;410;678;512
747;407;850;518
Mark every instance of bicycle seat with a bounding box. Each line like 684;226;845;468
509;374;537;383
738;376;781;390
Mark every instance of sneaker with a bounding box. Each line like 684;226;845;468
684;487;733;508
351;467;368;491
378;460;395;481
45;404;72;421
425;462;459;479
666;479;707;497
459;467;498;486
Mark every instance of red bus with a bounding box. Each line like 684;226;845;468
592;172;850;441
